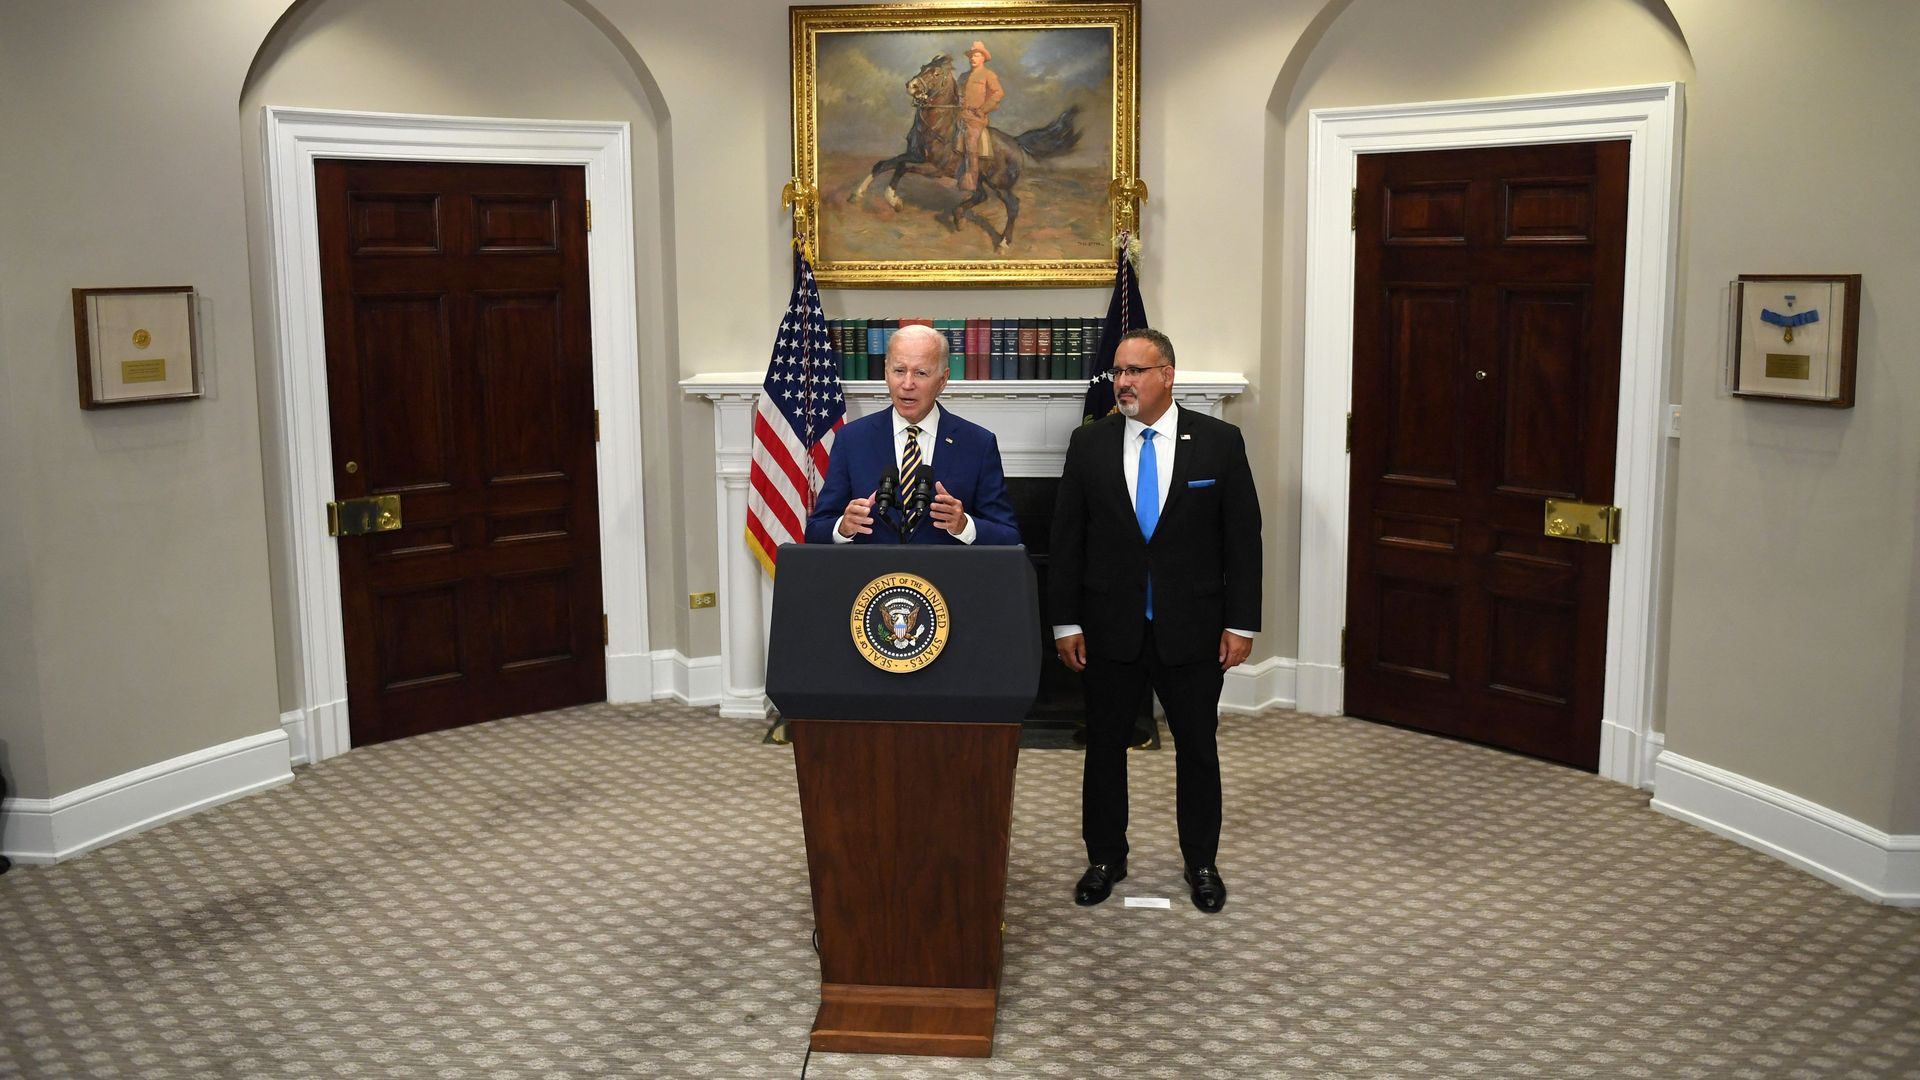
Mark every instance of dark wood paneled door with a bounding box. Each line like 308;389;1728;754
317;159;605;748
1344;141;1629;770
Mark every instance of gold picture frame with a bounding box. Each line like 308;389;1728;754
790;1;1140;288
1730;274;1861;408
72;286;202;409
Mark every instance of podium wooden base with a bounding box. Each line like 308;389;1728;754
792;718;1020;1060
811;983;998;1057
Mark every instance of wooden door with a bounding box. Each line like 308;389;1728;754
1344;141;1629;770
317;160;605;747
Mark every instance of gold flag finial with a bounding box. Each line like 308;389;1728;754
782;179;819;262
1108;176;1149;253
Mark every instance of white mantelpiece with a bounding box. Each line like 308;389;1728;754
683;372;1248;718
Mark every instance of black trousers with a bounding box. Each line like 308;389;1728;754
1081;621;1224;868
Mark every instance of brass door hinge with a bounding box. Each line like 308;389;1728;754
594;409;601;442
1341;626;1349;665
1345;412;1353;453
602;615;609;646
1351;187;1358;230
585;199;592;232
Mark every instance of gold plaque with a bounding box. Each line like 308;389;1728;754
131;329;151;349
120;358;167;384
849;572;951;673
1765;353;1811;380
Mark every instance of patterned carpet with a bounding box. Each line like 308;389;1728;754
2;702;1917;1079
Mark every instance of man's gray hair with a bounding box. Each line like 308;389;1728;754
887;322;950;361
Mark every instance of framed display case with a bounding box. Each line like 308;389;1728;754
73;285;201;409
1730;274;1860;407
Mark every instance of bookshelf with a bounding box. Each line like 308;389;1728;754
829;316;1107;381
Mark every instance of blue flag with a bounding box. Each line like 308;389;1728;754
1081;238;1149;425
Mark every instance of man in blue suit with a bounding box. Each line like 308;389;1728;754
806;324;1020;546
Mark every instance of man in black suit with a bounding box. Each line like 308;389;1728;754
1049;328;1261;913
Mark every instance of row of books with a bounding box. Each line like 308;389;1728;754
826;317;1109;381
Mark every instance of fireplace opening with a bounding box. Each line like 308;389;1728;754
1006;477;1157;750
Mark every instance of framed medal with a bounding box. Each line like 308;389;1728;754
72;285;203;409
1730;274;1860;407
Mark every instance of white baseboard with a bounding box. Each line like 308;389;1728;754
1219;656;1297;714
281;709;309;767
649;650;722;707
0;729;294;865
1600;719;1663;792
606;649;654;703
1652;750;1920;907
1294;660;1343;715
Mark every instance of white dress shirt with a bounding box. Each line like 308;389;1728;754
833;404;978;544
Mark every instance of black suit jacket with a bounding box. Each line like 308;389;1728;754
1048;406;1262;665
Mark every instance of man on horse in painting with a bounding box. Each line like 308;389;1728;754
955;41;1003;193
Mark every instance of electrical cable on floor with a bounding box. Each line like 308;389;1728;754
797;926;820;1078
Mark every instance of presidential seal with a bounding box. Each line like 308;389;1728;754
850;572;950;673
132;329;151;349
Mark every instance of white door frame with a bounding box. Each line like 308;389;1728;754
1296;84;1683;789
260;107;651;763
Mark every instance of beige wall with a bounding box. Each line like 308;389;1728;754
0;0;286;796
0;285;50;795
3;0;1916;836
1661;0;1920;831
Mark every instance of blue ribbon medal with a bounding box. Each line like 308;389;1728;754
1759;292;1820;343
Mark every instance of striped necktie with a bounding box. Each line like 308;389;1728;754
900;425;923;531
1137;429;1159;618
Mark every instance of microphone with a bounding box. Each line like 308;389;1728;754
904;474;934;529
874;463;899;517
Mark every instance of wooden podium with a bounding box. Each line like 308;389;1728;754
767;545;1040;1059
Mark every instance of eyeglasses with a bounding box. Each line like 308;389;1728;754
1111;364;1169;380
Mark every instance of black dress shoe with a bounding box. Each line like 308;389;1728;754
1074;862;1127;906
1185;864;1227;912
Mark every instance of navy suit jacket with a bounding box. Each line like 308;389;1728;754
804;406;1021;546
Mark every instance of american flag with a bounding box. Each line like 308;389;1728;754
746;249;845;575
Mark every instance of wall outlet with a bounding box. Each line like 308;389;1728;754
689;592;717;609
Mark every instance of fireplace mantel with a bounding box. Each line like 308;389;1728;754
683;371;1249;718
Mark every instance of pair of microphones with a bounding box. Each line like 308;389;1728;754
874;463;934;540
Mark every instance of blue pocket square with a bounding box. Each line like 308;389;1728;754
1187;479;1216;488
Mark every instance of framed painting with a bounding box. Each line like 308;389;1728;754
1729;274;1861;407
790;1;1140;287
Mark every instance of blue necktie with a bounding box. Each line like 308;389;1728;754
1137;429;1159;619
